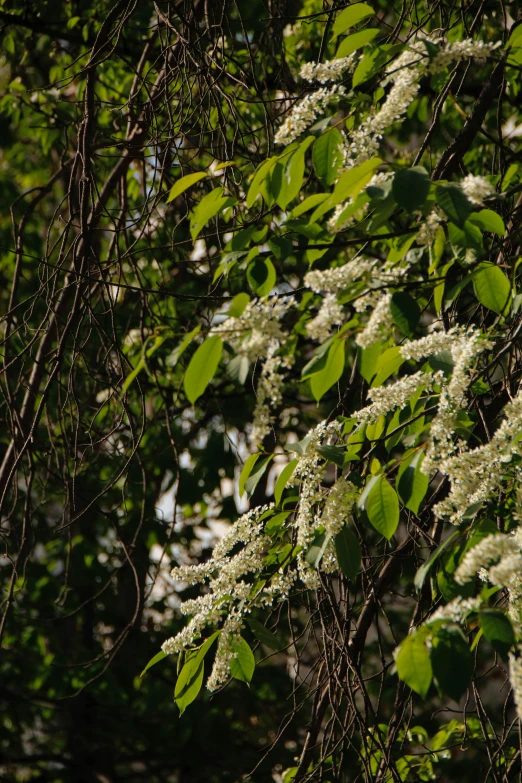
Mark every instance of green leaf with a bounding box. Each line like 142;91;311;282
506;25;522;50
190;187;237;239
140;650;167;678
310;338;345;401
371;346;404;387
331;3;375;37
435;184;472;227
247;257;277;296
335;525;361;582
479;609;515;659
447;220;483;251
230;637;255;684
468;209;505;235
184;335;223;404
244;455;273;496
239;453;261;497
316;445;346;468
392;166;431;213
166;171;206;203
397;450;429;514
276;136;314;210
335;28;379;57
396;632;432;697
248;618;280;651
174;631;220;714
352;47;381;87
332;158;381;205
291;193;330;218
306;531;332;568
165;326;201;368
274;459;298;505
366;476;399;540
359;341;385;383
472;263;511;313
227;354;250;384
390;291;421;336
313;128;344;186
174;654;204;715
414;528;462;591
431;626;472;701
387;233;417;264
247;157;277;208
228;292;250;318
120;334;166;396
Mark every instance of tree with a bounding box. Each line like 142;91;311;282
1;1;522;781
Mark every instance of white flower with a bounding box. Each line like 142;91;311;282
509;648;522;720
274;85;346;146
306;293;345;342
300;55;357;84
460;174;494;205
355;293;393;348
354;371;437;423
427;596;483;625
416;210;443;246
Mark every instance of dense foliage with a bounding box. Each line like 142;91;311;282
2;1;522;781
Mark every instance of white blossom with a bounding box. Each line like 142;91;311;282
306;293;345;342
416;209;443;246
427;596;483;625
355;293;393;348
354;371;436;423
433;390;522;522
460;174;495;205
509;648;522;720
300;55;357;83
274;85;346;146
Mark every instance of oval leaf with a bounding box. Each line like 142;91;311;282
313;128;344;186
479;609;515;658
436;184;472;227
431;626;472;701
167;171;206;203
390;291;421;336
174;653;204;715
366;476;399;540
336;28;379;58
392;166;431;214
310;338;345;401
184;335;223;404
331;3;375;38
230;637;255;684
335;525;361;582
397;451;429;514
472;263;511;314
274;459;298;505
248;618;280;651
140;650;167;678
396;632;432;698
247;257;276;296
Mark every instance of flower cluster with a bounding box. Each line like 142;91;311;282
300;55;357;83
433;390;522;523
509;648;522;720
355;294;393;348
459;174;495;205
426;596;483;625
251;350;294;444
416;209;443;246
274;85;346;146
162;502;296;690
354;371;436;423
